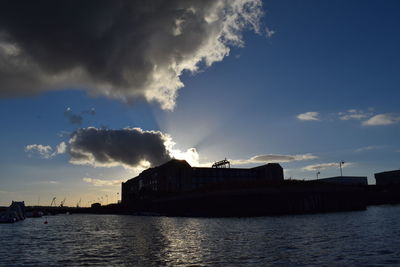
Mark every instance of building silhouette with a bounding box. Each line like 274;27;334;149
316;176;368;186
122;159;283;205
375;170;400;185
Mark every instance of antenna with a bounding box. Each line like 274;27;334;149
339;161;345;176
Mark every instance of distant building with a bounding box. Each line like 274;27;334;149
375;170;400;185
122;159;283;205
316;176;368;186
91;202;101;209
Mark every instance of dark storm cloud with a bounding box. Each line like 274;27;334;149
0;0;263;109
68;127;171;168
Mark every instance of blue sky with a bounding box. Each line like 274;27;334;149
1;0;400;206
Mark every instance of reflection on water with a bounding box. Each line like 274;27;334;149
1;205;400;266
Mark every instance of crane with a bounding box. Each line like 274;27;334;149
50;197;57;207
76;198;81;208
60;198;66;207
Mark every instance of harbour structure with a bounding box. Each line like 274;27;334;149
374;170;400;185
315;176;368;186
122;159;284;205
121;159;369;216
0;201;26;223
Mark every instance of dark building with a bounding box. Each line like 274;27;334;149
316;176;368;186
375;170;400;185
122;159;284;205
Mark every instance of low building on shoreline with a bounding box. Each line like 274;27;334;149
120;160;377;216
122;159;284;205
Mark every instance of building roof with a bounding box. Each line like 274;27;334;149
315;176;368;185
375;169;400;175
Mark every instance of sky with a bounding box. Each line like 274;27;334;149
1;0;400;206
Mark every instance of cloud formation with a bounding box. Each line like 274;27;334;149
297;109;400;127
64;107;96;126
354;145;383;153
265;26;276;38
25;127;200;169
25;144;53;159
68;127;172;168
231;153;318;165
83;177;123;187
64;108;83;125
362;114;400;126
339;109;371;121
297;112;320;121
0;0;263;110
302;162;351;171
25;142;66;159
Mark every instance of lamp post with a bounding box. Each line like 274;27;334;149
339;161;345;176
316;171;320;180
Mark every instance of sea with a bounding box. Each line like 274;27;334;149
1;205;400;266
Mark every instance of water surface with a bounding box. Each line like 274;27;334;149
1;205;400;266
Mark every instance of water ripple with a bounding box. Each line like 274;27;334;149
1;206;400;266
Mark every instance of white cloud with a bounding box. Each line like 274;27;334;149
354;145;383;153
57;131;71;138
297;109;400;127
56;142;67;154
83;177;124;187
164;137;200;166
36;180;59;185
302;162;352;171
231;153;318;165
297;112;320;121
339;109;371;120
25;144;53;159
265;26;276;38
25;142;67;159
362;114;400;126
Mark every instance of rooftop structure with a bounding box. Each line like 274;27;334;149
375;170;400;185
212;159;230;168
